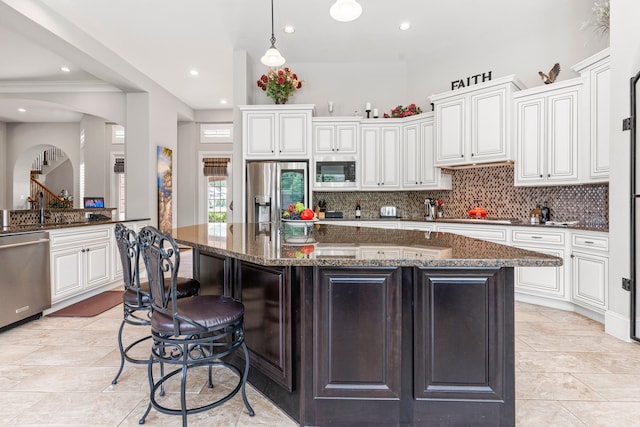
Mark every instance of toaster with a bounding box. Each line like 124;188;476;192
380;206;397;218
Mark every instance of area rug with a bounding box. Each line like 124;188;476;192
48;291;123;317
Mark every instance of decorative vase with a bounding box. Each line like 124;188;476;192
273;95;288;104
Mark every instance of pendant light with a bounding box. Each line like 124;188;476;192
261;0;286;67
330;0;362;22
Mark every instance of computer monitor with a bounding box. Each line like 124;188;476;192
83;197;105;208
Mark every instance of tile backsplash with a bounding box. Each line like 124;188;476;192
313;164;608;227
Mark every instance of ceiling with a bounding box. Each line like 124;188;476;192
0;0;603;122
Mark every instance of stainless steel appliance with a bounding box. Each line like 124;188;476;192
313;156;357;189
380;206;398;218
246;161;309;223
0;231;51;329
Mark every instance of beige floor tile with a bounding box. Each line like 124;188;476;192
515;372;605;401
561;401;640;426
516;351;612;374
516;400;585;427
571;373;640;401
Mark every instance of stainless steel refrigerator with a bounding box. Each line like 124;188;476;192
246;161;309;223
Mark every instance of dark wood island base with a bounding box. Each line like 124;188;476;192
175;223;560;427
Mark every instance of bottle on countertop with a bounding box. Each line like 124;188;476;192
530;204;542;225
355;199;361;219
540;201;550;224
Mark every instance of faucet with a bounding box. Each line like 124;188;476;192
39;191;45;224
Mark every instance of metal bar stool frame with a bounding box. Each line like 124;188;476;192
137;226;254;426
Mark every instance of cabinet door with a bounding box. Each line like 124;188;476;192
335;124;357;153
85;241;111;289
279;112;308;157
590;64;610;180
360;127;380;188
434;98;465;165
515;97;545;185
51;247;83;302
402;123;420;187
313;124;335;154
571;251;608;312
514;246;567;300
419;119;437;186
471;87;508;161
245;113;276;157
546;89;579;183
379;126;401;188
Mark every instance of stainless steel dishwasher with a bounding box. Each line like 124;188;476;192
0;231;51;329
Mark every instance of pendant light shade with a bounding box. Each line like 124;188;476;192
330;0;362;22
261;0;286;67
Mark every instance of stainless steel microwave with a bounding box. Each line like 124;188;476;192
314;156;357;189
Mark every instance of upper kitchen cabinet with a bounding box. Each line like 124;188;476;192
429;75;524;167
402;114;452;190
514;79;582;186
572;48;610;182
312;117;359;155
241;105;314;159
360;123;401;189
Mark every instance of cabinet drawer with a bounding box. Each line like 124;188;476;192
436;225;507;242
572;233;608;252
511;229;565;245
50;226;112;247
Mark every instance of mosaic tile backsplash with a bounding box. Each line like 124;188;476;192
313;165;608;228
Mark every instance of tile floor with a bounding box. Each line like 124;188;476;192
1;301;640;426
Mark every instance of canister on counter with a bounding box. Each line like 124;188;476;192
1;209;10;229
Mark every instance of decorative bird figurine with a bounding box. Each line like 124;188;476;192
539;63;561;84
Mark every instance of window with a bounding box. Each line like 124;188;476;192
200;123;233;143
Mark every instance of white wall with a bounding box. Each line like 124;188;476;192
81;114;108;204
0;122;6;208
6;122;79;209
606;0;640;341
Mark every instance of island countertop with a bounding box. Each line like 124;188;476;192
173;222;562;268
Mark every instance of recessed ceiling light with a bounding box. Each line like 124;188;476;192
399;22;411;31
60;66;71;73
189;69;199;76
283;25;295;34
220;99;228;105
17;108;26;113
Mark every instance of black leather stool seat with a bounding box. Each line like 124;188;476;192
150;295;244;334
122;277;199;306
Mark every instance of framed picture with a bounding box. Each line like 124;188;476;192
157;146;173;233
84;197;105;208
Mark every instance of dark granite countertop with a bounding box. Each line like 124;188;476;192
320;217;609;232
0;218;149;236
173;222;562;268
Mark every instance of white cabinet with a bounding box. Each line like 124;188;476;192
400;222;435;232
112;220;148;282
514;79;581;186
241;105;314;159
312;118;358;154
402;115;452;190
435;223;508;243
360;124;401;189
50;225;112;303
570;232;609;313
572;48;610;182
360;246;402;259
430;75;523;166
511;228;569;301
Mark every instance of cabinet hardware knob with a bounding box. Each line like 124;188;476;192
584;241;594;244
461;154;464;158
531;236;542;239
539;174;543;178
336;148;339;151
81;249;85;253
471;153;474;157
547;173;551;178
570;254;575;258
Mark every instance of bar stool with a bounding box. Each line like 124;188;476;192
111;223;200;385
137;226;254;426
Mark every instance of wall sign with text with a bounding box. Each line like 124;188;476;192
451;71;492;90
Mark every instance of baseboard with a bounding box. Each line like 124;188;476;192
605;310;631;342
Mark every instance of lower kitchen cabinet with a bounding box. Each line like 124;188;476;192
50;225;112;303
570;232;609;313
111;220;148;282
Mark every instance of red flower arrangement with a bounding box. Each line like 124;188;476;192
256;68;302;104
383;103;423;118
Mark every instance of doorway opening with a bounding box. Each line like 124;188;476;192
200;153;232;225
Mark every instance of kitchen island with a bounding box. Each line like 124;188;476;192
173;222;561;427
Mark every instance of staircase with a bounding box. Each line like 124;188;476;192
29;147;72;209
